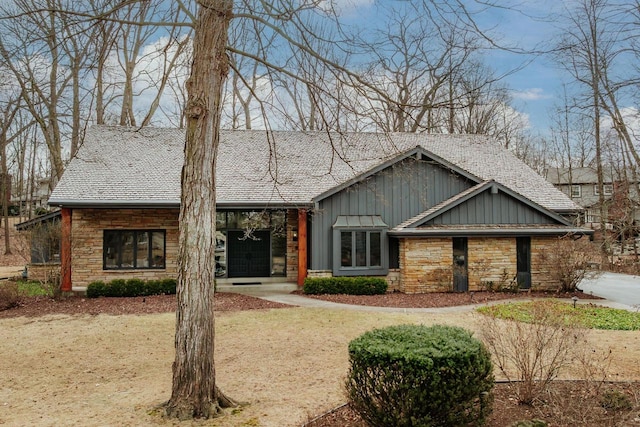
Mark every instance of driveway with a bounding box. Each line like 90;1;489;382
578;271;640;309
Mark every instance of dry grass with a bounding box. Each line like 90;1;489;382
1;307;639;426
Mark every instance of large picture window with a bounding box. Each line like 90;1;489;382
333;215;388;276
104;230;165;269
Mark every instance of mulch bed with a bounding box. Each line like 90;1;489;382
0;292;291;318
0;290;601;319
306;381;640;427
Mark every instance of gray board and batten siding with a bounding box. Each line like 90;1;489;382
310;155;474;271
423;191;558;226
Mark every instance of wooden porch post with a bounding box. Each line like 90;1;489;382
60;208;72;292
297;209;307;286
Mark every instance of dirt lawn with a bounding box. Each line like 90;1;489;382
1;303;640;427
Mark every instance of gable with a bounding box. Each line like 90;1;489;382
390;181;592;237
312;146;481;203
422;186;563;226
315;155;476;229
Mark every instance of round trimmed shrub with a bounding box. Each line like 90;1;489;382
346;324;494;427
86;281;106;298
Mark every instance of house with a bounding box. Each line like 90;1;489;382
10;177;53;216
545;167;640;231
48;126;590;294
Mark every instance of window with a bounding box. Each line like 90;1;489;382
104;230;165;269
585;208;599;223
333;215;388;276
340;230;382;268
571;185;581;198
594;184;613;196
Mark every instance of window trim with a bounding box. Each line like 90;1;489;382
570;184;581;198
594;184;613;196
332;216;388;276
103;229;166;270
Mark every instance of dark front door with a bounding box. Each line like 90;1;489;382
516;237;531;289
227;230;271;278
452;237;468;292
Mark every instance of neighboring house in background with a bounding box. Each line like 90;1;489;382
48;127;590;294
545;167;640;230
10;178;53;216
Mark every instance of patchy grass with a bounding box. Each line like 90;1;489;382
15;280;51;297
477;299;640;331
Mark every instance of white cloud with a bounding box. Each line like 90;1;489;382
511;88;552;101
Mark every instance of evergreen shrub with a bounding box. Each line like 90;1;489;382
302;277;387;295
85;280;106;298
346;324;494;427
86;278;176;298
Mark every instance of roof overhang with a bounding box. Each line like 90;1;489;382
333;215;388;228
48;199;181;209
15;210;62;230
48;199;313;210
389;226;594;238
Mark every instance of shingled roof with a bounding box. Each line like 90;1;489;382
48;126;582;212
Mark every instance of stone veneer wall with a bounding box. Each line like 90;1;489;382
71;208;180;287
531;236;558;291
286;209;299;282
399;238;453;293
467;237;516;291
306;270;332;278
399;236;558;293
71;208;300;288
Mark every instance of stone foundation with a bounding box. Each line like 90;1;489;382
399;238;453;293
385;269;401;292
307;270;333;278
467;237;516;291
531;236;559;291
399;236;559;293
286;209;299;282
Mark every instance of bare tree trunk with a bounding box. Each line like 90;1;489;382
0;132;10;255
164;0;236;420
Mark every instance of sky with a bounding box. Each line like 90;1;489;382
333;0;573;136
120;0;601;137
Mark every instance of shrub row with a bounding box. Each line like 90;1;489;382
86;278;176;298
346;324;494;427
302;277;387;295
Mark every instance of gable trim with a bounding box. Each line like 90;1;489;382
389;226;593;237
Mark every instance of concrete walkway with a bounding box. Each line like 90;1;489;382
579;272;640;309
0;266;24;280
218;282;634;313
